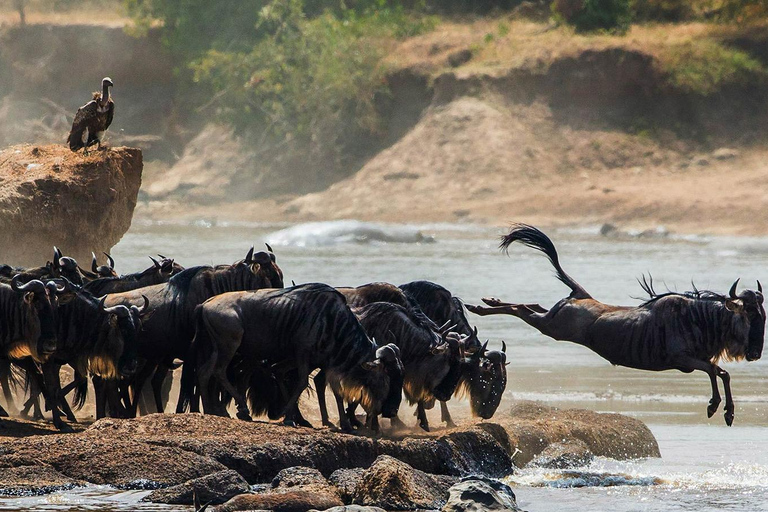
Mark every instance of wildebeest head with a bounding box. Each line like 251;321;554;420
459;341;508;419
98;295;151;378
92;252;118;278
52;248;84;285
11;276;61;358
233;245;284;289
431;330;468;401
725;279;766;362
361;343;404;418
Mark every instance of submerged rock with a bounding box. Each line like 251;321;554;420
352;455;457;510
0;465;83;497
215;490;343;512
530;440;594;469
442;476;520;511
144;469;249;505
0;145;142;266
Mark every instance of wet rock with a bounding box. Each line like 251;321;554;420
329;468;364;503
352;455;457;510
530;440;594;469
311;507;387;512
442;476;520;511
0;145;142;265
144;469;249;505
0;465;83;496
500;401;660;466
214;490;344;512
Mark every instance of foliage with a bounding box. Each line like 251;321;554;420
661;40;766;95
717;0;768;20
552;0;632;33
633;0;694;21
187;1;434;159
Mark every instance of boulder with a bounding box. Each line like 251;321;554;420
272;466;329;489
352;455;457;510
311;507;387;512
144;469;249;505
442;477;520;512
0;145;142;266
529;440;594;469
329;468;364;503
214;490;344;512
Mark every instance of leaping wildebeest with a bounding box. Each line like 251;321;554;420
466;224;766;426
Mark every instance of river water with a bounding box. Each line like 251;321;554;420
4;220;768;511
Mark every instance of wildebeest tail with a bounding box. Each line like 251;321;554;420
499;223;592;299
72;376;88;411
178;305;205;412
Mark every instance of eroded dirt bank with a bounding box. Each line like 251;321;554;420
0;144;142;266
0;401;658;498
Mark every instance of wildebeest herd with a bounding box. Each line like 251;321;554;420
0;244;506;433
0;223;763;434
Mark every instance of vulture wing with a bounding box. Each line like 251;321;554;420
67;100;98;151
105;99;114;131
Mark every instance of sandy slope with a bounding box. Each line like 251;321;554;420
139;96;768;236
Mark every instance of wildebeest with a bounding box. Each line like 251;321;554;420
181;284;405;432
1;277;61;363
83;256;179;296
104;246;283;416
81;252;118;280
400;280;508;424
23;280;150;431
466;224;766;426
1;247;85;286
334;301;462;432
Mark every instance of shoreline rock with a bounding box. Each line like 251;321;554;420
0;144;142;266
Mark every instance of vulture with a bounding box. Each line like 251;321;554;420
67;77;114;155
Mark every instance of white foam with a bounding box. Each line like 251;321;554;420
265;220;436;247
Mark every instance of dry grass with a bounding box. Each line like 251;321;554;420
385;17;768;92
0;7;129;28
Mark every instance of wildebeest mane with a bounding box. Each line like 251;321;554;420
637;274;727;307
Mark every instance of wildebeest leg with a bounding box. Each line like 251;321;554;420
151;366;169;414
439;400;456;428
416;401;430;431
674;357;724;423
344;401;364;429
482;298;549;313
314;370;335;428
716;366;735;426
0;359;17;416
366;412;380;434
333;390;353;432
216;374;251;421
281;364;309;427
93;376;107;419
42;362;72;433
128;363;156;417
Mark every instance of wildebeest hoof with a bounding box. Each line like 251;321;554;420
445;420;457;428
296;417;314;428
725;409;734;426
283;419;297;428
707;400;720;418
0;408;8;418
236;411;252;422
349;417;364;429
419;423;430;432
322;420;336;429
340;422;354;433
56;422;75;433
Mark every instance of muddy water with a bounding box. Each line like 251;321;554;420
5;220;768;511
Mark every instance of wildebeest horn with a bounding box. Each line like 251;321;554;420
53;247;61;269
91;252;99;273
473;326;478;337
266;243;274;253
291;280;296;287
245;246;254;264
157;254;167;259
758;280;763;294
11;276;45;294
136;295;150;315
104;252;115;269
480;340;489;355
501;340;507;353
729;279;740;299
98;296;130;317
149;256;161;269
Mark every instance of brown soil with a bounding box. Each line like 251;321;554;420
0;144;142;266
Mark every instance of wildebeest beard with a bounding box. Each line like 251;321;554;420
1;280;59;362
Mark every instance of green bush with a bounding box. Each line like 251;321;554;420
632;0;693;21
553;0;632;33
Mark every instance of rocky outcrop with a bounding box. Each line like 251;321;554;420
0;144;142;266
529;440;594;469
0;401;659;498
0;465;83;497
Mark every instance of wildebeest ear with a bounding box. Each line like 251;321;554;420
23;292;35;305
725;299;744;313
362;361;379;371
